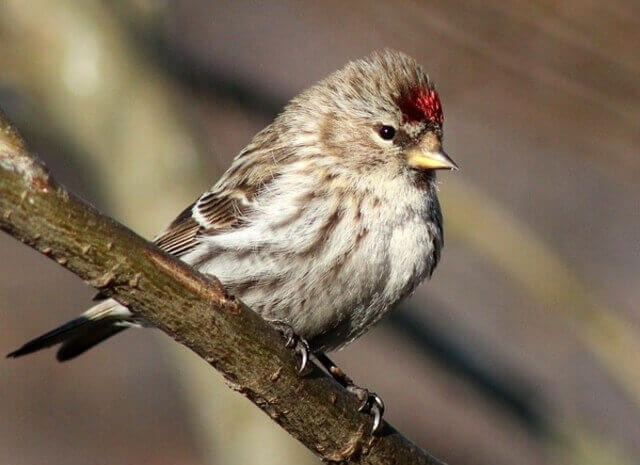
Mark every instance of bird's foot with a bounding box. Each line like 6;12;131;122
271;321;311;373
315;353;385;435
346;384;385;435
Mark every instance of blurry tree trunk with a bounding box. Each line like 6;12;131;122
0;2;317;464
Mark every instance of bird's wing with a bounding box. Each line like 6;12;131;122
152;126;290;258
152;188;250;257
92;125;288;301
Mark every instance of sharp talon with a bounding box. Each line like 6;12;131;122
298;346;308;372
272;321;310;374
370;394;385;435
316;354;386;435
296;337;310;373
371;405;382;434
374;393;385;414
347;385;385;435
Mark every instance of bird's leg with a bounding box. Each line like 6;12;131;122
315;352;385;434
270;321;310;373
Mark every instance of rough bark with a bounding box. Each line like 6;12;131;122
0;110;445;464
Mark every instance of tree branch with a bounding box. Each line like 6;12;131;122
0;109;445;465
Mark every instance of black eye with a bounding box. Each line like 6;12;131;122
378;125;396;140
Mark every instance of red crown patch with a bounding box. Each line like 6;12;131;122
396;88;444;125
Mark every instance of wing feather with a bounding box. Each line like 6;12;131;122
152;125;291;259
153;203;201;257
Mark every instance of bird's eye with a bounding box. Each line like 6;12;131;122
378;125;396;140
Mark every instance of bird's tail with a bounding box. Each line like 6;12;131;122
7;300;134;362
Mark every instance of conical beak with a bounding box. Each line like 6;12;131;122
406;148;459;171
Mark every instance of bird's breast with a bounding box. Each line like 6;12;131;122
194;176;442;351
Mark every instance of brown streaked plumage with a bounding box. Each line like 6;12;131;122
9;49;458;432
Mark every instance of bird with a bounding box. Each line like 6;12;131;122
8;49;457;433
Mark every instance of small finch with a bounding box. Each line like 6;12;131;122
9;50;457;433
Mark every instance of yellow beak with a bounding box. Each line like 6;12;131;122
406;148;459;171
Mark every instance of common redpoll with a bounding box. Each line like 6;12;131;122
9;49;457;433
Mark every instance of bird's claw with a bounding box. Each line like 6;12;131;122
293;337;310;373
272;321;310;373
347;385;385;435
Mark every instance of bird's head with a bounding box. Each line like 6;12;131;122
281;49;458;181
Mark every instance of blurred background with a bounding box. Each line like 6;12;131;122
1;1;639;464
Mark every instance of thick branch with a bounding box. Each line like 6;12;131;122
0;109;445;465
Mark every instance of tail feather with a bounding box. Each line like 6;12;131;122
56;324;127;361
7;317;92;358
7;299;133;361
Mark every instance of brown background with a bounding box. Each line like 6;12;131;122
1;1;639;464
